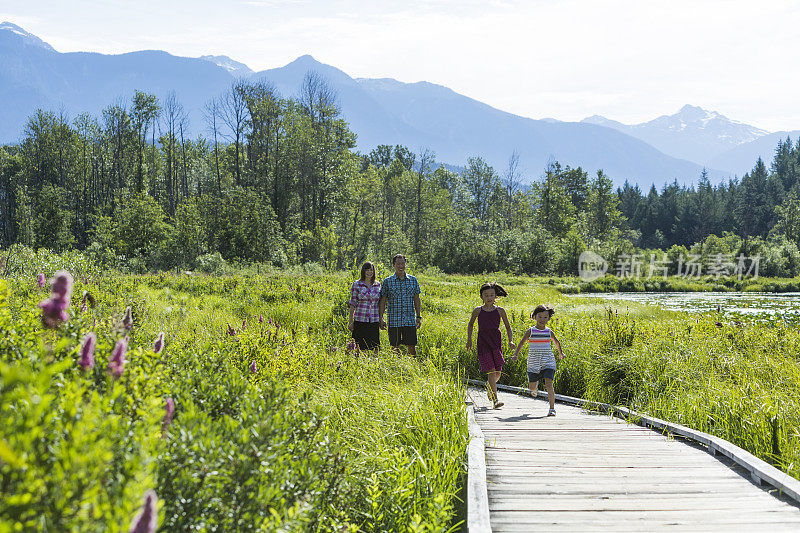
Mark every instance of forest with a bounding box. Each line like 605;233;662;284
2;73;800;276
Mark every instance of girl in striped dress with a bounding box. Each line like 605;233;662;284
511;304;564;416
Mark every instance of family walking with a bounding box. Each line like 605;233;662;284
348;254;421;355
348;256;565;413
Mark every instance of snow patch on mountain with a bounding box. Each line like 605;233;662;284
199;55;253;77
581;104;771;168
0;21;56;52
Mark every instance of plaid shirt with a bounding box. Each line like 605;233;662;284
349;280;381;323
379;273;421;327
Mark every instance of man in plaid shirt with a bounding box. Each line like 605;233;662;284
379;254;422;355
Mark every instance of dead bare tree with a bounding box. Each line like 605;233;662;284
220;80;248;187
503;150;523;229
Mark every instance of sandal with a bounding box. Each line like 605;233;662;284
493;400;504;409
547;408;556;417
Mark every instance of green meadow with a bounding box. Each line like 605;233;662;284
2;251;800;531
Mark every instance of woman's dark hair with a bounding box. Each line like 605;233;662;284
360;261;377;284
531;304;555;319
480;282;508;297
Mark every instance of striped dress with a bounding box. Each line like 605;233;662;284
527;326;556;373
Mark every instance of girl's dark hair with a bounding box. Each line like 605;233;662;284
360;261;377;284
531;304;555;319
480;282;508;297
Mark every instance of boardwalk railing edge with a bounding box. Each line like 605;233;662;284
465;396;492;532
465;378;800;506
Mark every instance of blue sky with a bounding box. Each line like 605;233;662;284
2;0;799;131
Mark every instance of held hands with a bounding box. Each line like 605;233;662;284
508;340;515;351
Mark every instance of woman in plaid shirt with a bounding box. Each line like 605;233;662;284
348;261;382;351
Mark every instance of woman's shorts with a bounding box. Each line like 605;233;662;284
352;321;380;350
527;368;556;382
478;349;505;373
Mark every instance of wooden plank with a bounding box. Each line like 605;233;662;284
488;509;800;523
491;520;800;533
488;494;786;512
465;403;492;533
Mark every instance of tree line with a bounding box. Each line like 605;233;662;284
1;73;799;276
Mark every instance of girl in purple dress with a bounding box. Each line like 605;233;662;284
466;282;514;409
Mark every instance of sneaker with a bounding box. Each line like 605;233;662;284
547;408;556;417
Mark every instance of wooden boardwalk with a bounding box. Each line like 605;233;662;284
467;387;800;532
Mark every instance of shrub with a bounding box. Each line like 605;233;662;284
195;252;228;274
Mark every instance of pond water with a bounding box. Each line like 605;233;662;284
572;292;800;323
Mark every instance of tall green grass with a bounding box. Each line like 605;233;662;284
3;250;800;531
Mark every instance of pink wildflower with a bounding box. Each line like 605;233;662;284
51;270;73;300
79;332;96;370
258;314;264;324
128;490;158;533
249;361;257;374
37;272;46;288
162;397;175;432
242;319;247;330
122;307;133;330
108;337;128;378
39;297;70;328
153;332;164;354
38;270;74;328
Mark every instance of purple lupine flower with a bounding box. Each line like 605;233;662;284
258;314;264;324
242;319;247;330
37;272;46;288
51;271;73;300
162;397;175;432
39;297;70;328
38;270;74;328
128;489;158;533
108;337;128;378
122;307;133;330
153;332;164;354
249;361;257;374
227;324;237;336
79;333;96;370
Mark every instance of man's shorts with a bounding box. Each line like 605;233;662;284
388;326;417;347
527;368;556;382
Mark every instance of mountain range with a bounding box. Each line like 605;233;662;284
1;21;793;187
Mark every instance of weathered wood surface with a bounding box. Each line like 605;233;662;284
466;387;800;532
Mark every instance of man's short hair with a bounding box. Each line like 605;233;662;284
392;254;406;265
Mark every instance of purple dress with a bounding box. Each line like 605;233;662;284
477;308;504;372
